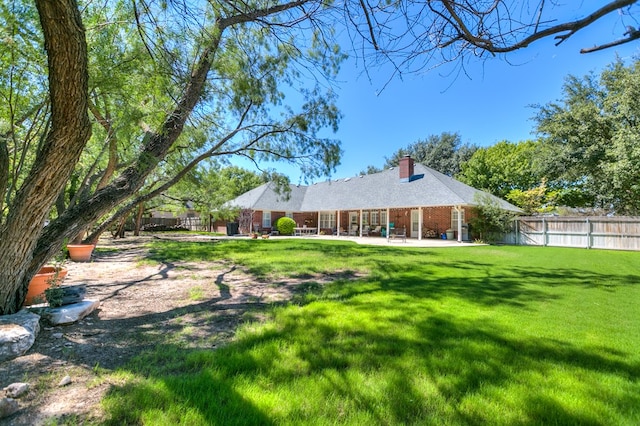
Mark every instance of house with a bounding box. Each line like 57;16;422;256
221;156;520;241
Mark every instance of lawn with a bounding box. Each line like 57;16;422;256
102;239;640;425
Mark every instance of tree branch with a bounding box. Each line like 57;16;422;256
580;27;640;53
482;0;639;52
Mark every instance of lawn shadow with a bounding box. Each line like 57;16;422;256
102;357;275;425
125;299;637;425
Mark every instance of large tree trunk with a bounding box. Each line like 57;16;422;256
0;0;91;314
134;203;145;236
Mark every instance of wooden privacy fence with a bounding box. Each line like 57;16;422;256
130;217;206;231
503;216;640;251
139;217;177;228
177;217;205;231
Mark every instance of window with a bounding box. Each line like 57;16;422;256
381;210;387;225
371;210;380;225
349;212;358;225
451;208;465;228
262;211;271;228
319;212;336;229
362;211;369;225
285;212;293;218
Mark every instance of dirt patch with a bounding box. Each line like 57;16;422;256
0;234;330;425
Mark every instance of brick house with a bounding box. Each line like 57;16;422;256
221;156;520;241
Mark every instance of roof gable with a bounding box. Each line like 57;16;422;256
226;182;307;211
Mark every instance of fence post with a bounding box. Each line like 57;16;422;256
586;218;591;249
542;217;547;246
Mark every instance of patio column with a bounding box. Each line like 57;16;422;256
386;208;390;241
359;209;363;237
317;211;321;235
337;210;341;236
456;205;463;243
418;207;423;241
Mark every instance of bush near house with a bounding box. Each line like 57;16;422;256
275;216;296;235
470;193;516;242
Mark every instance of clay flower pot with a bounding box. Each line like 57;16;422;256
67;244;95;262
24;266;68;306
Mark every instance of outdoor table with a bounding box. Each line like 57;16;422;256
294;227;317;236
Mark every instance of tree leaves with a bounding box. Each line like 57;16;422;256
383;132;477;176
533;58;640;214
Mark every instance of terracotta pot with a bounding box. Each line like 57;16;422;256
67;244;95;262
24;266;68;306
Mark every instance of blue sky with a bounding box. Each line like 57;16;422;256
236;2;640;183
330;34;639;178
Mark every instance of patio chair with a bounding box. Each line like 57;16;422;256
387;227;407;243
348;224;358;236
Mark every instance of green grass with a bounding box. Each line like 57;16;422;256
102;240;640;425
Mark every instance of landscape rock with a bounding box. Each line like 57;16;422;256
58;376;72;387
0;310;40;362
0;397;19;419
3;383;30;398
29;299;99;326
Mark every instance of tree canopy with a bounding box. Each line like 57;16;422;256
457;57;640;215
534;57;640;215
457;140;546;197
169;165;268;222
383;132;477;176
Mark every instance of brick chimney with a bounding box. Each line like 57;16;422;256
399;155;414;182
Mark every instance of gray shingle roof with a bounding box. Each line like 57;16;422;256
226;182;307;211
226;163;521;212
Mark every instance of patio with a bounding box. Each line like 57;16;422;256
266;234;474;247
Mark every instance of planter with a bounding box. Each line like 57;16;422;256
67;244;95;262
24;266;68;306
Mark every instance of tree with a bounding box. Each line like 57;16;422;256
359;165;383;176
506;179;560;215
383;132;477;176
1;0;637;313
168;165;268;221
0;0;343;314
534;57;640;214
458;140;545;197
